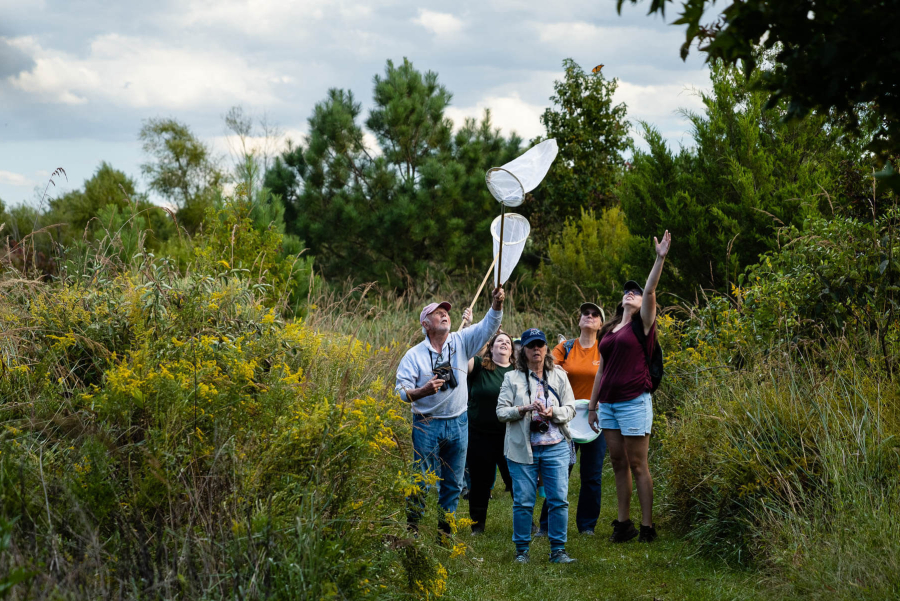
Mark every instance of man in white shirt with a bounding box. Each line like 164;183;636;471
395;287;504;539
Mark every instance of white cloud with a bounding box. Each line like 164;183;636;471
413;10;464;37
445;93;545;140
6;34;281;109
536;21;688;60
362;131;382;156
614;80;707;123
175;0;327;34
0;170;33;186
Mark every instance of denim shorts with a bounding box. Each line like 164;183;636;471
599;392;653;436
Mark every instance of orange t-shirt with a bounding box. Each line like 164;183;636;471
551;338;601;400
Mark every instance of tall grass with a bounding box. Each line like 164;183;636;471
304;277;581;353
658;342;900;597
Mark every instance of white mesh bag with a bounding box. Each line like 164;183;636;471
485;139;559;207
491;213;530;285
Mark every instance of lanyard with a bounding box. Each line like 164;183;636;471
526;371;560;404
428;340;455;369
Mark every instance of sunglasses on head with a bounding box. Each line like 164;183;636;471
525;340;546;349
581;309;601;318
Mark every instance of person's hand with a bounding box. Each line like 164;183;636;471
461;307;472;327
416;374;445;399
537;404;553;419
588;408;600;433
655;230;671;259
519;401;537;415
492;286;505;310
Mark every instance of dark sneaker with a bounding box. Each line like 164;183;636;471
638;524;658;543
609;519;639;543
514;550;530;564
549;549;577;564
579;529;595;536
471;526;485;536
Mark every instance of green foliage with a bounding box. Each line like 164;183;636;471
0;224;418;599
654;213;900;388
659;349;899;568
530;59;631;240
366;58;453;182
46;162;175;250
0;517;34;598
619;0;900;190
263;140;306;235
48;162;144;231
539;207;650;310
620;59;846;300
284;58;521;285
741;213;900;359
193;185;315;314
651;206;900;591
139;117;225;231
0;204;40;241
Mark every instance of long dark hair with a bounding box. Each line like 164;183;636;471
480;331;513;371
597;302;625;343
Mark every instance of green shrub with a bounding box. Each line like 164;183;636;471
0;205;428;599
539;207;650;311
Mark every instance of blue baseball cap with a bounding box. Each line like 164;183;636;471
520;328;547;347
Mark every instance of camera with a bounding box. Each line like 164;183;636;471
529;420;550;434
432;361;458;392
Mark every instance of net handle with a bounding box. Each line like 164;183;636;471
457;255;498;332
497;205;505;288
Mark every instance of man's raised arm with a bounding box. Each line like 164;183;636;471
458;287;505;358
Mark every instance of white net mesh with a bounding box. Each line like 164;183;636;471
491;213;531;285
485;139;559;207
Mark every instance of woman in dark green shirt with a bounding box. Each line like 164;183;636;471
466;331;516;534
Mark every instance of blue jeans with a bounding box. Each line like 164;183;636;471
508;441;570;552
539;435;608;533
406;412;468;534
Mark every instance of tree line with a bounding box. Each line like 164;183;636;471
0;51;889;310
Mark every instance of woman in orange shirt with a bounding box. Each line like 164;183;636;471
536;301;607;536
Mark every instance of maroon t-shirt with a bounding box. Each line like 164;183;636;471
597;320;656;404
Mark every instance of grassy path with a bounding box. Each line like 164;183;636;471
440;460;764;601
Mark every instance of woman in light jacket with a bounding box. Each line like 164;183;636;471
496;328;577;564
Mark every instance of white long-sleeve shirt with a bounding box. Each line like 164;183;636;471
394;306;502;418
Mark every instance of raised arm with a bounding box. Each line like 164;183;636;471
459;287;504;358
641;230;671;333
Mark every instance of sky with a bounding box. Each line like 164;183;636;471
0;0;711;206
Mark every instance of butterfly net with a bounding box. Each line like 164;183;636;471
492;213;531;285
485;139;559;207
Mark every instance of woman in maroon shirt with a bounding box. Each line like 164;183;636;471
588;230;671;544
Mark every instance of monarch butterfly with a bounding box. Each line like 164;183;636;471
592;64;604;73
